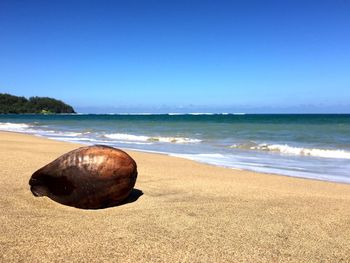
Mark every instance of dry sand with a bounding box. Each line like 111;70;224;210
1;131;350;262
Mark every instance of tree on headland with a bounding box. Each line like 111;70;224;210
0;93;76;114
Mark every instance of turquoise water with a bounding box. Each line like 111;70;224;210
1;114;349;183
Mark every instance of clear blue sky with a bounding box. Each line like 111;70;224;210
0;0;349;113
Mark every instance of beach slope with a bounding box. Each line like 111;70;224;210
1;131;350;262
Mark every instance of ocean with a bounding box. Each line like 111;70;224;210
1;114;349;183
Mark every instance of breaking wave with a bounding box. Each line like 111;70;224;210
230;143;350;159
104;133;202;144
0;122;33;132
0;122;82;137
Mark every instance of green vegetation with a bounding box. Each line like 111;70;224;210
0;93;75;114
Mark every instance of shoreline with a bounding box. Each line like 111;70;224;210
2;129;350;188
4;129;350;186
1;131;350;262
1;115;349;184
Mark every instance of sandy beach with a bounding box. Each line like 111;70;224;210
1;131;350;262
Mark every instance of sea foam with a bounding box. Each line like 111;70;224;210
0;122;84;138
104;133;201;144
0;122;32;132
231;143;350;159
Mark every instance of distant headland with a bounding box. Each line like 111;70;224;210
0;93;75;114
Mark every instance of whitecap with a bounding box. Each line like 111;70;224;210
0;122;32;131
103;133;201;144
231;142;350;160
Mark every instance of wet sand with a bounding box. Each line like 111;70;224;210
1;131;350;262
